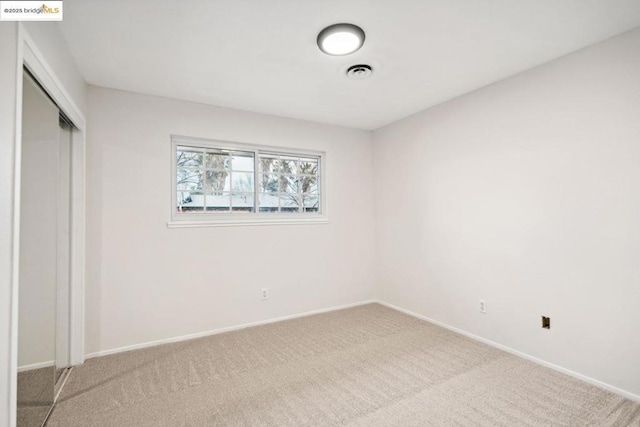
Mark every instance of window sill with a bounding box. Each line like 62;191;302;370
167;216;329;228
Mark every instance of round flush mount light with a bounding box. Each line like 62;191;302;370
317;23;365;56
346;64;372;79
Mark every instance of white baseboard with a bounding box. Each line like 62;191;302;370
18;360;54;373
376;300;640;403
85;299;377;360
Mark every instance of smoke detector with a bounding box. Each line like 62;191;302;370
346;64;372;80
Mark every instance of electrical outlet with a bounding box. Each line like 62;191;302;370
261;288;269;300
479;299;487;314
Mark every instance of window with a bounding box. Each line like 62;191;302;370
170;136;326;227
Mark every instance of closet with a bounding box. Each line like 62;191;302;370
17;71;74;427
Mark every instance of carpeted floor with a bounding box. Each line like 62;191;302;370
47;304;640;426
18;366;54;427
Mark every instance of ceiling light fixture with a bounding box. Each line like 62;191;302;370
317;23;365;56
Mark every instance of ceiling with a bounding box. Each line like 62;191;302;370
59;0;640;130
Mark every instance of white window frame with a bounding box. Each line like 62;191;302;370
168;135;328;228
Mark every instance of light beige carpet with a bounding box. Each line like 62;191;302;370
18;366;55;427
47;304;640;426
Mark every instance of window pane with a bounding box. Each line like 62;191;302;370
177;192;203;213
205;170;230;193
259;174;279;193
177;169;203;192
259;207;279;213
177;148;203;168
299;158;318;175
280;157;298;174
231;193;254;212
298;175;318;194
280;193;301;213
231;152;254;171
177;193;204;213
205;152;229;171
259;192;279;212
231;172;254;192
280;174;297;193
280;207;300;213
303;194;319;211
205;193;230;212
259;156;279;174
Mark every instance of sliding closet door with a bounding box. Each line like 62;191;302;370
55;119;72;387
17;73;60;426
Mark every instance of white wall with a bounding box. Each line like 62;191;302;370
373;27;640;397
85;86;375;355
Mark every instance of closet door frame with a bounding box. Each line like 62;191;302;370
9;23;86;425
